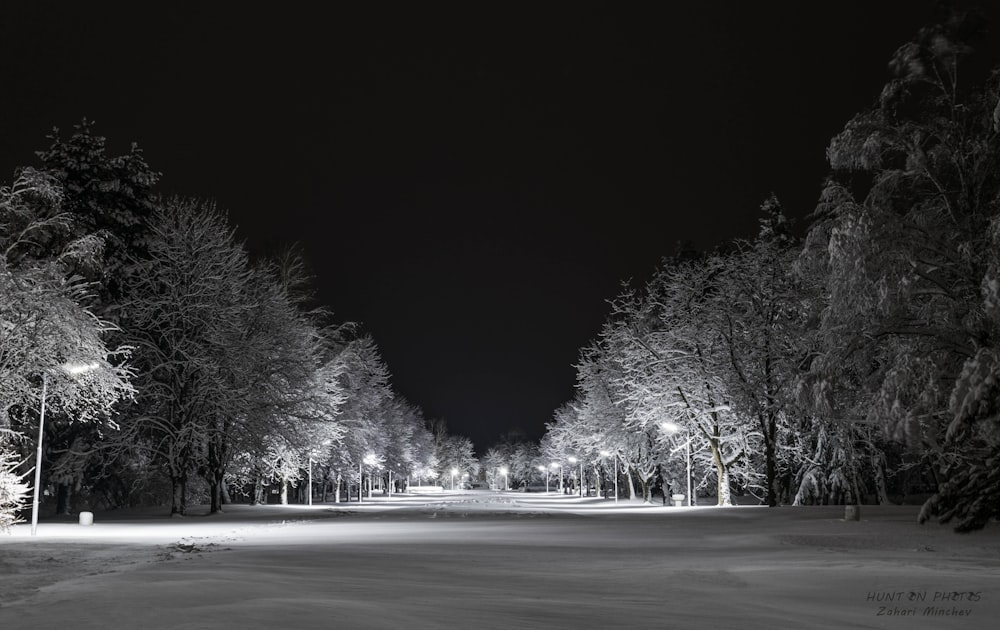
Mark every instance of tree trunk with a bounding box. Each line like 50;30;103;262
625;467;636;500
56;483;72;515
209;469;225;513
873;452;890;505
709;438;733;506
207;432;229;514
717;465;732;506
764;413;778;507
335;471;342;503
251;476;264;505
781;468;794;505
280;475;288;505
221;479;232;505
171;475;188;516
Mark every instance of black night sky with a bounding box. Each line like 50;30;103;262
2;2;998;451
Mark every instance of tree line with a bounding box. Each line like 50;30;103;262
1;120;478;525
3;11;999;534
539;13;1000;531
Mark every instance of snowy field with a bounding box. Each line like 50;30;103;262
1;493;998;629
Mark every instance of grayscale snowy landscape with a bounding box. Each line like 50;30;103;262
2;492;997;629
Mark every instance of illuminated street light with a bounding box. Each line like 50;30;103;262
550;462;562;493
537;465;549;493
308;439;332;506
32;361;99;536
601;450;618;504
661;422;692;507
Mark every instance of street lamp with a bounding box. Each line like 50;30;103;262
550;463;562;493
308;457;314;505
32;361;99;536
499;467;509;491
600;450;618;504
661;422;692;507
363;454;378;499
308;439;332;506
451;467;458;491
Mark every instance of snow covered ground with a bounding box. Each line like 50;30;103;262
1;492;998;629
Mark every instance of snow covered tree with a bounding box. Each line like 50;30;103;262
541;403;598;481
431;419;479;486
1;167;135;517
378;397;432;491
802;11;1000;529
36;119;159;308
0;449;30;533
116;197;252;515
482;431;539;489
608;257;754;506
12;122;159;511
326;335;394;500
571;341;635;499
201;253;343;513
715;199;814;505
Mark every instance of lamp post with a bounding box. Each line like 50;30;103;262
600;450;618;504
538;465;549;493
363;454;378;499
499;467;509;491
661;422;692;507
551;463;562;493
308;439;332;507
32;361;99;536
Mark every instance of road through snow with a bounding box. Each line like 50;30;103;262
2;493;998;629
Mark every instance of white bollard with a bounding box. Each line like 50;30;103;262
79;511;94;526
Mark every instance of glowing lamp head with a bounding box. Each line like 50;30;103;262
64;361;100;375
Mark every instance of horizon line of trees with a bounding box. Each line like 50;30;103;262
1;119;479;528
539;11;1000;532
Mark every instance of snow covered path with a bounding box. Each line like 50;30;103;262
2;494;998;629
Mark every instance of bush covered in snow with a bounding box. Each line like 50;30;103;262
0;448;30;533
